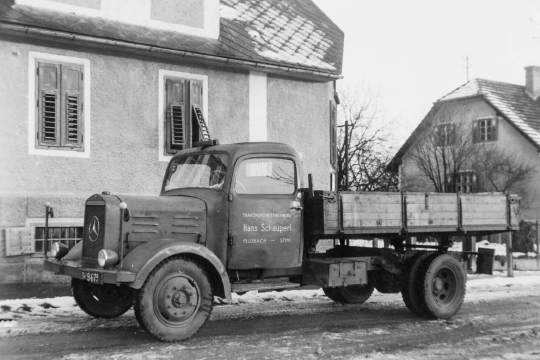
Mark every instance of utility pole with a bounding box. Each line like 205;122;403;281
463;56;472;81
337;121;349;190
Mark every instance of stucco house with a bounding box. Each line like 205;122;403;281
0;0;344;283
388;67;540;220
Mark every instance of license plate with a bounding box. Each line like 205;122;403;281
81;271;102;284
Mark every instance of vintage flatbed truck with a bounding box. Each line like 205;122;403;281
43;141;520;341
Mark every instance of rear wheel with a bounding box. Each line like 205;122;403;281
72;278;134;318
323;284;374;304
417;254;466;319
401;252;433;316
134;257;213;342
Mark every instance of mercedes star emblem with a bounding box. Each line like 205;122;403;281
88;216;100;242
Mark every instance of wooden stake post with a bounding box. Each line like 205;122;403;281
507;231;514;277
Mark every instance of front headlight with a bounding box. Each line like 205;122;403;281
51;242;69;259
97;249;119;267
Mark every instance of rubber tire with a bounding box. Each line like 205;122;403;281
72;278;134;318
373;273;402;294
322;287;345;302
401;252;434;316
324;284;375;304
134;257;213;342
417;254;466;319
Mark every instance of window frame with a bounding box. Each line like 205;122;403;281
24;217;84;258
473;116;498;143
232;155;298;197
162;151;230;193
436;123;455;147
158;70;208;162
455;171;476;194
28;52;91;158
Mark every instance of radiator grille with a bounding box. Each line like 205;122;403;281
82;204;106;264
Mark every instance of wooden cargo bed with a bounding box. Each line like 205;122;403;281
304;191;519;239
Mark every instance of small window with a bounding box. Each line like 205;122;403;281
455;171;475;193
36;61;84;151
437;123;455;146
164;77;206;155
473;117;498;143
34;226;83;253
235;158;296;195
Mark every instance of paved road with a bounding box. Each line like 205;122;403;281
1;284;540;359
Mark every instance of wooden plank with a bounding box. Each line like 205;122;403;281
342;213;402;221
462;219;509;226
462;212;506;220
460;196;507;204
406;203;457;212
326;204;402;214
461;205;506;213
341;193;401;204
408;220;458;226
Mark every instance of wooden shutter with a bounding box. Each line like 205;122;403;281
492;116;498;141
329;101;337;168
61;64;84;149
165;79;186;154
472;121;478;143
37;63;60;148
5;228;34;256
190;80;204;144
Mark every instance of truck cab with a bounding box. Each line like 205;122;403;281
160;142;304;271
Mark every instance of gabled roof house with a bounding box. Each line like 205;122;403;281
0;0;344;283
388;67;540;219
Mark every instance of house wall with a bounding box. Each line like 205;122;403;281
400;98;540;219
0;36;335;283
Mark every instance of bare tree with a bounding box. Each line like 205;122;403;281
336;84;398;192
405;104;537;207
406;104;479;193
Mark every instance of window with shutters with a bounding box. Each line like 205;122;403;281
329;101;337;168
473;117;498;143
35;61;85;151
163;76;208;155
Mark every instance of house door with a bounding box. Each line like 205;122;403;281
228;156;303;269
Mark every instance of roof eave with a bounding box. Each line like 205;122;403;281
0;22;342;81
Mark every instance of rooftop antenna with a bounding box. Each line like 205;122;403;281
463;56;472;82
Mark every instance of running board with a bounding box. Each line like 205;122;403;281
231;281;301;293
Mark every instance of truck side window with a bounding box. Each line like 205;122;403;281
235;158;295;195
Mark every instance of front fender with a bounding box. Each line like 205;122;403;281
122;239;231;300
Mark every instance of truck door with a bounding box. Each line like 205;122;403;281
228;156;302;269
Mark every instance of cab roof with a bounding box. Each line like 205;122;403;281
172;142;301;162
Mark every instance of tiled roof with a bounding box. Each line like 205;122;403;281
220;0;343;72
387;78;540;172
0;0;343;77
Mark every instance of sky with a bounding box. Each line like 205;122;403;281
313;0;540;146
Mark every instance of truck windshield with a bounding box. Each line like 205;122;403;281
164;153;229;191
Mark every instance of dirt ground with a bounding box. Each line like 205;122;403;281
1;274;540;359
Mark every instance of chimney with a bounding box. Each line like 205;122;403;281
525;66;540;100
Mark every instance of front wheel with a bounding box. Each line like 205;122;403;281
134;257;213;342
72;278;134;318
417;254;466;319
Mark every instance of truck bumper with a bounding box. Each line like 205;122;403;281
44;258;136;284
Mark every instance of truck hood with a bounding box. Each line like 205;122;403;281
81;193;207;265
